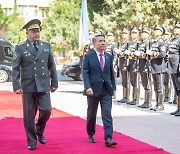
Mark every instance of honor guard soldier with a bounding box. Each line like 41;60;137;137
12;19;58;150
138;27;152;108
168;21;180;116
162;29;172;102
147;25;166;111
118;27;131;103
94;29;103;35
89;30;95;50
128;27;141;105
106;31;118;98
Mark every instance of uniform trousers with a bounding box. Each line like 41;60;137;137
130;71;138;87
86;83;113;140
162;72;170;86
152;73;162;93
171;73;180;96
121;70;129;88
22;92;51;146
140;72;150;90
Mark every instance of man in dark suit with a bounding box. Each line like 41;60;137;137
83;34;117;147
12;19;58;150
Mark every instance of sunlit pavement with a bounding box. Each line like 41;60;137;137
1;66;180;153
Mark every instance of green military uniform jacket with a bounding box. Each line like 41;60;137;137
12;39;58;92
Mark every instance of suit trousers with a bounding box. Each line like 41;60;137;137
22;92;51;146
86;83;113;140
171;73;180;96
152;73;162;93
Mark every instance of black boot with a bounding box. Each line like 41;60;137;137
129;87;139;105
118;87;128;103
139;90;152;108
174;96;180;116
150;92;158;110
163;85;170;102
173;95;178;104
153;93;164;111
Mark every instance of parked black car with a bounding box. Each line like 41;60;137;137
0;38;14;82
0;38;14;64
61;60;82;81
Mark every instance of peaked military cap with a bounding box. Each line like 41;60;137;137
22;19;41;30
142;27;151;34
164;29;172;36
94;29;102;34
175;21;180;28
154;25;165;34
89;30;94;35
131;27;140;33
122;27;130;34
106;30;115;36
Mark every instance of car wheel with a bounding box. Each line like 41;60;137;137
0;69;9;83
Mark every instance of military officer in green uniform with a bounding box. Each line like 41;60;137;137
12;19;58;150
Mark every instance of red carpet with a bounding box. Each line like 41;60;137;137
0;91;169;154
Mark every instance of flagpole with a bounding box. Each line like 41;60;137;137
78;0;89;50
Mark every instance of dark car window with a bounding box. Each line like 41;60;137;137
4;46;14;58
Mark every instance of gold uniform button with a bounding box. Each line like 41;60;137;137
34;67;36;70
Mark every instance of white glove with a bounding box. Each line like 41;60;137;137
134;50;142;57
146;50;154;56
124;50;131;56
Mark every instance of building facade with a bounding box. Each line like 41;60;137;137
0;0;54;22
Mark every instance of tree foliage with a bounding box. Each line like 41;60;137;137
0;7;25;44
92;0;180;33
42;0;81;52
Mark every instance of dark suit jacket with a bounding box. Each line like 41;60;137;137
83;50;116;96
12;39;58;93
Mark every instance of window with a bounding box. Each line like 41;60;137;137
4;46;14;58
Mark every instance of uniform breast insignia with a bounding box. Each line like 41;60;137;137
43;49;49;52
23;51;31;56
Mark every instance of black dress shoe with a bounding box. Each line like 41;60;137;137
38;135;46;144
118;98;128;103
138;102;152;108
88;135;96;143
105;138;117;147
174;110;180;116
28;145;36;150
129;99;138;105
170;109;180;115
153;105;164;111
